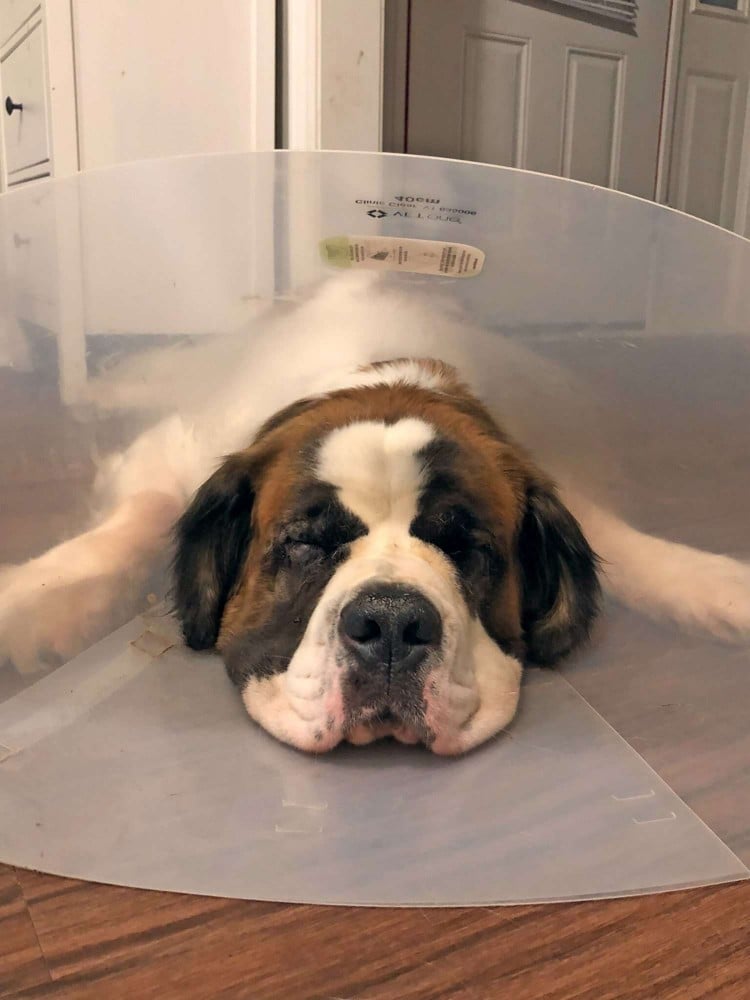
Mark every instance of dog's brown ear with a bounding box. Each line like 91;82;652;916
173;453;257;650
518;482;601;665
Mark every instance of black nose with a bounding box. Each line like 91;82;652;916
339;584;442;671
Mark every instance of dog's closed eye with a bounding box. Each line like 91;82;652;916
285;538;329;564
279;522;357;566
413;506;498;565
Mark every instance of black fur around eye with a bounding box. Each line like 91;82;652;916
302;502;326;520
413;508;476;557
281;530;353;567
411;507;505;582
432;532;473;561
276;489;367;571
284;539;328;565
437;534;498;575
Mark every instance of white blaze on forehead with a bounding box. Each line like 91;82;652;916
315;418;435;526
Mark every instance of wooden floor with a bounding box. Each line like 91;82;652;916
0;863;748;999
2;365;750;999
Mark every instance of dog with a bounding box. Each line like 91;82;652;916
1;273;749;754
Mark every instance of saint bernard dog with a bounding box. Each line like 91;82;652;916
1;273;749;755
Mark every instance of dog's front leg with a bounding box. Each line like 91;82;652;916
0;412;207;675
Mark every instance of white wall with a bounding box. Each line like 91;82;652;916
72;0;275;170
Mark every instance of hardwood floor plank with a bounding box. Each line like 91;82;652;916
6;868;750;1000
0;866;51;996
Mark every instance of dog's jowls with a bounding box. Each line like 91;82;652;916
1;273;749;754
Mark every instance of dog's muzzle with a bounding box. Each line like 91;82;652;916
337;582;442;726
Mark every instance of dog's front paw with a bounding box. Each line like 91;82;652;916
0;561;124;674
0;492;179;676
682;553;750;642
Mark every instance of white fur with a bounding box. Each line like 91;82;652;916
328;358;450;394
316;418;435;526
1;272;748;740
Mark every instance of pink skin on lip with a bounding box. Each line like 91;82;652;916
346;719;423;746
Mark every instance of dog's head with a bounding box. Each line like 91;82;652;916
174;360;599;755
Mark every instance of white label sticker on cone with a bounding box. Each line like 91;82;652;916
321;236;485;278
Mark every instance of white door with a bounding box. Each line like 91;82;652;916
72;0;275;170
666;0;750;232
405;0;671;199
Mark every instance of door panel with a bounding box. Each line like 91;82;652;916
675;74;738;224
407;0;671;199
667;2;750;230
459;32;529;166
460;32;530;167
561;49;624;187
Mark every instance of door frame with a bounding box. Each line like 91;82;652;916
280;0;385;151
655;0;685;203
